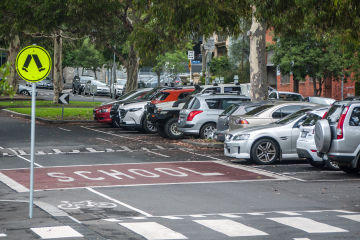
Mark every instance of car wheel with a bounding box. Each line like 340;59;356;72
142;117;158;134
112;117;121;128
164;118;183;140
338;164;359;174
20;90;30;96
325;160;340;170
251;138;279;165
307;158;325;168
199;123;216;139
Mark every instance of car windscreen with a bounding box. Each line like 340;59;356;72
118;90;137;100
141;88;159;100
221;104;239;116
275;109;310;125
302;113;322;126
324;104;344;124
245;104;274;116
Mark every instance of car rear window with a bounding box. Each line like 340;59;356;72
205;99;221;109
184;97;200;109
302;113;322;126
203;87;220;93
246;104;274;116
224;87;241;94
324;104;344;124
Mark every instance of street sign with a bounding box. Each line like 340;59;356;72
58;93;70;104
187;51;194;60
90;85;97;94
16;45;52;83
15;45;51;219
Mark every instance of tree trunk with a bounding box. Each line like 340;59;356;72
249;6;268;101
293;75;299;93
313;78;318;96
124;44;139;93
53;32;63;104
156;71;161;87
7;34;20;92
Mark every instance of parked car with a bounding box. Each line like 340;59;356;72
315;99;360;174
118;87;195;133
110;79;127;98
178;94;251;139
269;91;304;101
304;96;335;105
200;83;251;97
72;75;94;94
18;84;37;96
296;107;339;170
224;107;318;164
94;88;151;126
36;77;53;89
228;101;317;131
214;101;269;142
83;80;110;96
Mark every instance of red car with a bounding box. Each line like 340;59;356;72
94;88;150;125
150;88;195;105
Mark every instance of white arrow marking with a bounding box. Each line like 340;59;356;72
59;94;69;104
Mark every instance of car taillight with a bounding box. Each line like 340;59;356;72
322;112;327;119
236;118;249;124
187;110;203;121
336;106;349;139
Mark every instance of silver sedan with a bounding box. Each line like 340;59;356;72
224;107;317;164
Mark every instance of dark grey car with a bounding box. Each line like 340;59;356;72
214;101;268;142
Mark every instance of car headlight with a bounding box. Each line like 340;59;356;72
225;134;233;141
128;107;142;112
232;134;250;141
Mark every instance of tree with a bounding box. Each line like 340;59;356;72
270;32;359;96
73;38;105;78
209;56;231;78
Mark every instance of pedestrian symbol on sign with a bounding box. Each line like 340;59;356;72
22;54;46;73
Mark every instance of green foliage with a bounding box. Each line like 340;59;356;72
0;62;15;97
73;38;105;74
153;50;188;80
210;56;231;78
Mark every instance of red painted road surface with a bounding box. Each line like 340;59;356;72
0;161;275;191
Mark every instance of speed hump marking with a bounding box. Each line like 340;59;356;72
16;45;52;83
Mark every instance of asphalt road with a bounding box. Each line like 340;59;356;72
0;110;359;240
36;88;113;102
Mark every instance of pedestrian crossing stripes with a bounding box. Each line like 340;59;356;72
0;146;177;157
31;226;83;239
109;210;360;240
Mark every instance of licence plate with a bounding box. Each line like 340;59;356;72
301;131;308;138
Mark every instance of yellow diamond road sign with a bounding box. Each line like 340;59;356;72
16;45;52;83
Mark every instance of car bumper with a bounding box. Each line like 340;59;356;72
214;130;225;142
296;140;322;162
223;140;252;159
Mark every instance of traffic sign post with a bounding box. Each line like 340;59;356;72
188;51;194;84
58;93;70;121
16;45;51;219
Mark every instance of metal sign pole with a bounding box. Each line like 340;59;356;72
29;82;36;218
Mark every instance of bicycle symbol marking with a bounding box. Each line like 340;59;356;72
57;200;117;210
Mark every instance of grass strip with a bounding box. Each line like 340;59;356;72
8;107;94;120
0;100;101;107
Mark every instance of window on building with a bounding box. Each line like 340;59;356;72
281;74;290;84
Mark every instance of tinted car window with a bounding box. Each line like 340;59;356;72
246;104;274;116
302;113;322;126
272;105;306;119
349;107;360;126
203;87;220;93
224;87;241;93
178;92;191;99
221;98;248;109
154;92;170;101
189;98;201;109
324;104;344;124
221;104;239;116
244;106;258;112
205;99;221;109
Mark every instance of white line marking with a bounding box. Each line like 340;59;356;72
18;149;27;155
36;151;46;155
156;145;165;149
2;153;9;156
142;147;170;158
294;238;311;240
276;211;302;216
218;214;242;218
68;215;82;224
268;217;348;233
189;214;206;218
104;218;122;222
96;137;112;143
7;148;17;155
69;149;80;154
131;217;147;220
58;127;71;132
34;201;68;217
119;222;187;240
85;147;104;153
0;233;7;237
338;214;360;222
0;146;3;149
332;210;358;214
106;148;115;152
81;126;147;143
194;219;268;237
31;226;83;239
247;213;265;216
53;149;63;154
16;155;43;167
161;216;183;220
86;187;152;217
0;172;28;192
121;146;133;152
